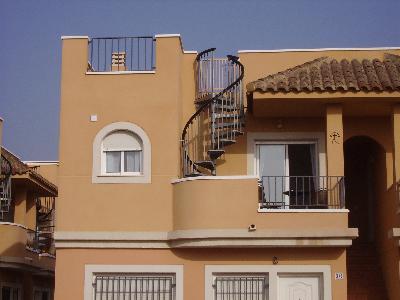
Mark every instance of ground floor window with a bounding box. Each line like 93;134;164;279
213;274;268;300
0;284;21;300
33;288;51;300
85;265;183;300
92;274;175;300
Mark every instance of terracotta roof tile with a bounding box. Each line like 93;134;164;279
246;53;400;93
1;147;58;195
1;147;29;175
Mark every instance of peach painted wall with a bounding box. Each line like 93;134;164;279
55;248;347;300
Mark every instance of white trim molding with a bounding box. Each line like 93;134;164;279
205;265;332;300
84;264;183;300
154;34;181;38
0;222;28;230
61;36;89;40
86;71;156;75
171;175;258;184
55;228;358;249
258;208;350;213
92;122;151;184
238;46;400;53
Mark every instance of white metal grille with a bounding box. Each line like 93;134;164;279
93;274;176;300
213;274;268;300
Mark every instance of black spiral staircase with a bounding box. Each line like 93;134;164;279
0;154;12;220
181;48;244;177
35;196;55;254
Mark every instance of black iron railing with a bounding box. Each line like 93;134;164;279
26;228;55;256
259;176;345;209
181;48;244;177
88;36;155;72
0;154;12;220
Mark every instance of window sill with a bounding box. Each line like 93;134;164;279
258;208;349;213
99;173;143;177
92;174;150;184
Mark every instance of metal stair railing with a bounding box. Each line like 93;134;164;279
0;154;12;220
181;48;244;177
35;196;56;255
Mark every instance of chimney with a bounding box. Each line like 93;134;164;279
111;52;126;71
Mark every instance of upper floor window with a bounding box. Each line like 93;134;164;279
102;131;142;175
93;122;151;184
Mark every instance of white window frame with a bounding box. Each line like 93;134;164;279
32;287;51;300
254;140;319;178
205;265;331;300
102;149;142;176
212;272;269;299
255;141;319;208
0;283;22;300
247;132;326;178
84;265;183;300
92;122;151;184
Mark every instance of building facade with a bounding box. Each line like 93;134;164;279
55;35;400;299
0;119;58;300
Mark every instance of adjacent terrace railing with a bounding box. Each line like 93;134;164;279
88;36;155;72
259;176;345;209
27;228;55;256
0;154;12;220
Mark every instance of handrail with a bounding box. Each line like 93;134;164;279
88;36;155;72
181;49;244;177
196;47;216;61
182;55;244;141
259;175;345;209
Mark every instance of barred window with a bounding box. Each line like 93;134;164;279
93;274;176;300
213;274;269;300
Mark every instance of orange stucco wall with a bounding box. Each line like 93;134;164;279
173;178;348;231
56;36;400;299
55;248;347;300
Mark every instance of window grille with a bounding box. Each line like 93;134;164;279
213;274;268;300
93;274;176;300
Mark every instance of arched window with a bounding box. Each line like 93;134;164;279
93;122;151;183
102;131;142;175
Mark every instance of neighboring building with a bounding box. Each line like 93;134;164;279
0;119;58;300
55;35;400;300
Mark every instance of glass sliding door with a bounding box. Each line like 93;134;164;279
257;144;289;208
257;142;318;209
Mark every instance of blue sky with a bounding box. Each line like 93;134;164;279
1;0;399;160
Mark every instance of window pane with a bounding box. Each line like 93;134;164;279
214;274;268;300
93;274;175;300
124;151;141;172
106;151;121;173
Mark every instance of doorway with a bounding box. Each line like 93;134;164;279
344;136;388;299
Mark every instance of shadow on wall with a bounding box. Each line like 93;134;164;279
171;247;344;262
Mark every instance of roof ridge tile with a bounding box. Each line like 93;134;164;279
247;54;400;94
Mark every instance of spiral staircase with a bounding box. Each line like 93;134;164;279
0;154;12;220
35;196;55;254
181;48;244;177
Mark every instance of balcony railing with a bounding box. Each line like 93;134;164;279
259;176;345;209
88;36;155;72
26;228;55;256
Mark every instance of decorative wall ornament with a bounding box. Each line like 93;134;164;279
329;131;341;144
